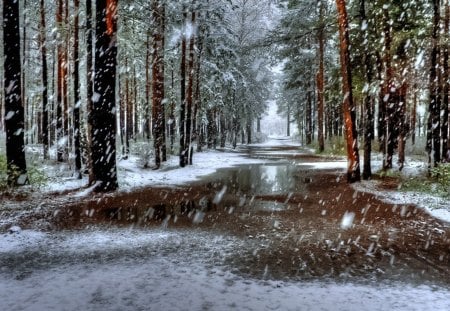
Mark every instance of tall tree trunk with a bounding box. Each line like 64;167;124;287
91;0;119;192
63;0;69;161
119;78;126;157
186;5;196;165
152;0;165;168
411;80;417;145
39;0;49;160
22;0;27;145
56;0;64;162
335;0;361;183
382;6;394;169
86;0;95;184
317;0;325;152
427;0;441;167
169;63;176;153
125;64;131;156
179;8;187;167
305;85;312;145
145;33;151;141
442;1;449;161
3;0;28;185
194;26;203;153
287;103;291;137
360;0;373;179
73;0;82;179
398;84;407;170
161;5;167;162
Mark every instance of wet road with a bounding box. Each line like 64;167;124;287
1;139;450;310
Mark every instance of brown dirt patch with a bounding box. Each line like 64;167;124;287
4;169;448;286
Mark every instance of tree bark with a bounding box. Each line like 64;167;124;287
179;8;187;167
335;0;361;182
91;0;119;192
382;7;394;169
442;1;449;161
317;0;325;153
398;84;407;170
360;0;373;179
86;0;95;184
39;0;49;160
152;0;166;168
3;0;28;185
186;6;196;165
56;0;64;162
427;0;441;167
73;0;82;179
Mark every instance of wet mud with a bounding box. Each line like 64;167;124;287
1;144;450;287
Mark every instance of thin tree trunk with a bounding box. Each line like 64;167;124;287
145;33;151;140
125;65;132;156
85;0;95;184
63;0;69;161
39;0;49;160
194;25;203;153
186;4;196;165
442;1;449;161
179;8;187;167
56;0;64;162
73;0;82;179
427;0;441;167
317;0;325;152
360;0;373;179
3;0;28;185
411;80;417;145
306;86;312;145
382;7;394;169
161;5;167;162
398;84;407;170
152;0;165;168
335;0;361;182
169;63;175;153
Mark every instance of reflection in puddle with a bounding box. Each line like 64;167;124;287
67;159;344;228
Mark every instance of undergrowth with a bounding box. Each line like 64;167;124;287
312;136;347;156
0;154;48;192
398;164;450;198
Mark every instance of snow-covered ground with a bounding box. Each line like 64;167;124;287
353;154;450;224
1;228;449;311
2;138;450;310
28;142;283;196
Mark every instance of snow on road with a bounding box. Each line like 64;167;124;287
1;229;449;311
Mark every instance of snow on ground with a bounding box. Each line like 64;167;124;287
21;145;271;196
1;228;449;311
353;154;450;224
118;149;269;191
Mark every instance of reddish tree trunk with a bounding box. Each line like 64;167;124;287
335;0;361;182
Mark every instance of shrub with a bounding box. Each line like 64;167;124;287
430;163;450;194
0;154;48;191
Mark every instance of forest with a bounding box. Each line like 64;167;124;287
0;0;449;190
1;0;450;310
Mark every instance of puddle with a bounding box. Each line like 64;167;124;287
43;145;328;229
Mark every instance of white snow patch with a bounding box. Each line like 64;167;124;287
0;230;47;253
0;228;449;311
340;211;355;229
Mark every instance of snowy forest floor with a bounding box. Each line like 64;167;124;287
1;137;450;310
